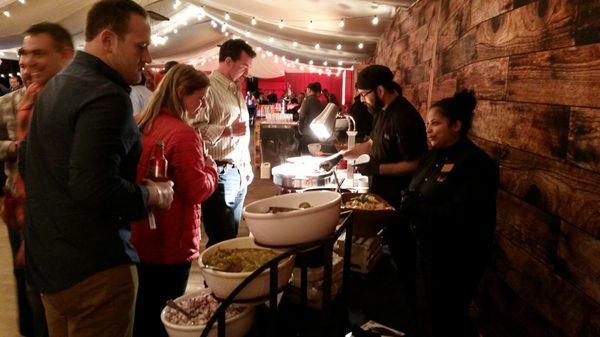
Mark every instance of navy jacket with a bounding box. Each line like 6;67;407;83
21;51;148;293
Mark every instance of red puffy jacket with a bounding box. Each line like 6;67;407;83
131;111;218;264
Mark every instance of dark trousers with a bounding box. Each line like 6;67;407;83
387;220;419;336
420;255;484;337
7;226;48;337
201;166;247;247
133;262;191;337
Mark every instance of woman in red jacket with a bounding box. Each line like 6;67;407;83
132;64;218;337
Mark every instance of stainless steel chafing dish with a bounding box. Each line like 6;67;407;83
271;156;333;193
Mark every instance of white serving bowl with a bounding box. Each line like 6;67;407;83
243;191;341;246
199;237;295;302
160;289;255;337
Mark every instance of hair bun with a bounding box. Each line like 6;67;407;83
453;90;477;114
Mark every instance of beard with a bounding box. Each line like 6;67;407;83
366;95;385;115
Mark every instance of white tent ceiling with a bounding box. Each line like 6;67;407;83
0;0;416;75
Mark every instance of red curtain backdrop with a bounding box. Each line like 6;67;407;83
255;71;354;110
257;76;287;99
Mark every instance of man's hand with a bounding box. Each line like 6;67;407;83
353;160;380;176
144;179;175;210
224;117;247;137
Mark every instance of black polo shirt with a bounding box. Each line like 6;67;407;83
369;95;427;206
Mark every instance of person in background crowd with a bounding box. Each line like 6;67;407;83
342;64;427;336
20;1;174;336
132;64;218;337
328;93;340;107
296;91;306;106
400;90;499;337
245;90;257;124
9;76;22;91
8;22;77;337
258;92;269;105
144;68;157;91
0;58;34;337
193;39;256;247
130;72;153;115
287;97;300;121
267;90;278;104
348;94;373;141
298;81;325;153
153;60;178;87
317;87;328;105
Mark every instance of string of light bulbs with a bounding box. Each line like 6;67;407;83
0;0;27;19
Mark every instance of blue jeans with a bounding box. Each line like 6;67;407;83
201;166;247;247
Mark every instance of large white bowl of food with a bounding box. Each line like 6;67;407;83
199;237;295;302
161;288;255;337
243;191;341;246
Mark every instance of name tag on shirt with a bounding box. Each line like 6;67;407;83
437;163;454;183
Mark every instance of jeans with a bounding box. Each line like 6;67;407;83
201;166;247;247
133;262;191;337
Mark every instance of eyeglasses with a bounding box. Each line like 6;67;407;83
359;89;373;98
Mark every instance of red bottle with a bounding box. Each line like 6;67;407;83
148;140;168;181
147;140;168;230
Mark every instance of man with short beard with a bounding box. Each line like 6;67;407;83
20;1;174;336
343;64;427;335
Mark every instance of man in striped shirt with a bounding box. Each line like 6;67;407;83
194;39;256;246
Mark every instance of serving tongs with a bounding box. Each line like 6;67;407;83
165;299;195;319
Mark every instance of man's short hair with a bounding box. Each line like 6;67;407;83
23;22;74;51
307;82;322;93
85;0;147;42
219;39;256;62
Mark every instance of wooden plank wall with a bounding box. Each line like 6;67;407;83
372;0;600;336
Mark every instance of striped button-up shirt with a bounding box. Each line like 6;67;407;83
193;70;252;182
0;88;25;194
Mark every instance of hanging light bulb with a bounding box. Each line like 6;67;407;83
309;60;314;65
256;46;262;51
308;20;314;30
318;69;323;75
173;28;179;34
338;60;343;66
323;61;328;66
278;19;284;29
292;41;298;47
336;43;342;50
268;36;275;43
225;31;230;37
295;58;299;63
245;30;251;37
372;15;379;25
261;53;266;59
338;18;345;28
224;12;231;21
274;56;278;63
19;0;27;4
173;0;181;10
210;20;217;28
251;17;257;25
221;23;228;32
358;42;364;49
314;43;320;50
3;11;10;17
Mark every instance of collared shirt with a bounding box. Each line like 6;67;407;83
192;69;252;182
0;88;25;193
22;51;148;292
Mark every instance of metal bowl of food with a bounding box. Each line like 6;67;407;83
272;157;333;192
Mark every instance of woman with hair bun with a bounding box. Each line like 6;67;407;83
400;90;499;337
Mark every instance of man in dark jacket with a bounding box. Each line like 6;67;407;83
20;1;174;336
298;82;325;153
